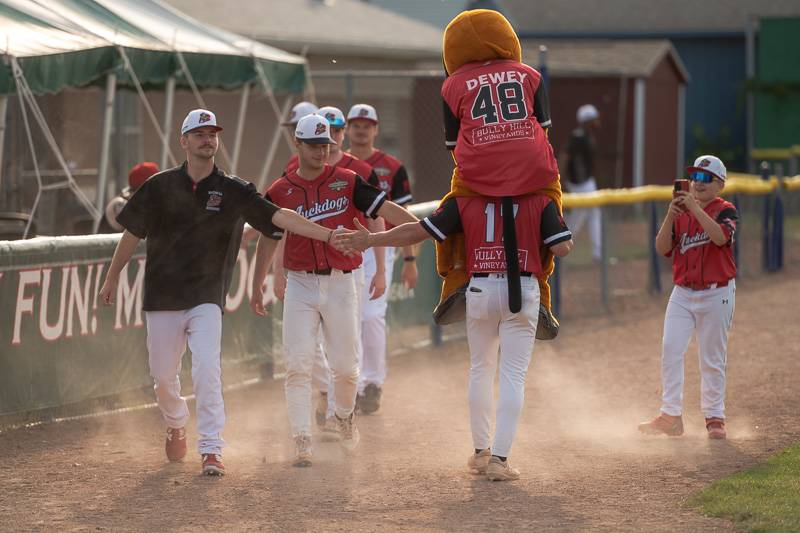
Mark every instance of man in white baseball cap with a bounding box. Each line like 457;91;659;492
346;103;378;124
295;113;337;145
562;103;602;261
181;108;223;135
284;101;319;126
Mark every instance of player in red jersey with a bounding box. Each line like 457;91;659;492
335;192;573;481
639;155;737;440
347;103;418;414
249;114;417;467
274;106;388;438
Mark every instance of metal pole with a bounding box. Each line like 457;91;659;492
0;95;7;192
257;95;293;191
760;161;771;272
600;206;610;310
430;321;443;347
93;73;117;233
745;17;757;173
231;82;251;176
345;71;355;117
677;84;686;177
772;163;784;271
648;201;662;294
633;78;646;188
160;76;175;170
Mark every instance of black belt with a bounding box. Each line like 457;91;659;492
473;272;534;278
305;268;352;275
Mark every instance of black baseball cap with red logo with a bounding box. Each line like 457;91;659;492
295;114;337;145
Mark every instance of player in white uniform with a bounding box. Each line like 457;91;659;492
639;155;738;439
99;109;342;476
336;192;573;481
250;115;417;466
346;104;418;414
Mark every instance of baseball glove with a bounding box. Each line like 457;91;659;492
433;282;468;325
536;304;559;340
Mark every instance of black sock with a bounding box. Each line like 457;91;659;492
492;455;507;462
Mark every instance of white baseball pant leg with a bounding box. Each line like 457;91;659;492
565;178;602;260
466;275;539;458
283;271;359;437
311;267;365;419
660;282;735;419
360;247;394;392
146;303;225;455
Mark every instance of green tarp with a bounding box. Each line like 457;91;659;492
0;0;307;95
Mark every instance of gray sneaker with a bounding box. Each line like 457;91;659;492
336;413;360;452
486;456;520;481
293;435;313;467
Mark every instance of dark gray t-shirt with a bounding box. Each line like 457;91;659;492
117;162;283;312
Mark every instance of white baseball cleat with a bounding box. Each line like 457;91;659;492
336;413;360;452
468;448;492;474
486;456;520;481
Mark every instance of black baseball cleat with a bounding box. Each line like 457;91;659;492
360;384;382;414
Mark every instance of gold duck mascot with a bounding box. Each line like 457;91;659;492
434;9;563;339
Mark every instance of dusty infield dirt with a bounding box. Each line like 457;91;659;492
2;271;799;532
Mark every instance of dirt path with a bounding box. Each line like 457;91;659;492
2;273;799;532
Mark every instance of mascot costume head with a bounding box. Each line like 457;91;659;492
434;9;563;339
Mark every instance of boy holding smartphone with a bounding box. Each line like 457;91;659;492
639;155;738;439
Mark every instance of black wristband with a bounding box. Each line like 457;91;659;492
404;256;416;262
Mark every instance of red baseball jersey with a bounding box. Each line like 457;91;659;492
666;197;738;286
442;59;559;197
282;152;378;224
266;165;386;271
421;195;571;276
362;149;412;206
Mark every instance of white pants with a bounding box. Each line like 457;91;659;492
565;177;602;260
360;246;395;392
311;268;365;418
661;282;735;419
145;303;225;455
467;274;539;458
283;270;360;437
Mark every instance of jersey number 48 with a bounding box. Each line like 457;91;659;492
471;82;528;125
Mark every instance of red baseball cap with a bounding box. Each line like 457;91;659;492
128;162;159;190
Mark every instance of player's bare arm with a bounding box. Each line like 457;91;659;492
99;230;141;305
337;218;429;252
249;235;280;316
271;235;287;301
272;208;333;242
655;198;683;256
375;201;419;227
367;217;387;300
550;239;573;257
674;191;728;246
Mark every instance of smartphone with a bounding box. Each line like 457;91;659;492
673;179;689;197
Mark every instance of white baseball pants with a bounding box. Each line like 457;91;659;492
565;178;602;260
660;282;735;419
145;303;225;455
360;246;395;392
311;268;365;418
283;270;360;437
466;274;539;458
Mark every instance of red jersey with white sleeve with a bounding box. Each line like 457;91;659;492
666;197;738;286
421;195;571;276
442;59;559;197
266;165;386;271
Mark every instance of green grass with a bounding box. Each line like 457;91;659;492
689;443;800;532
